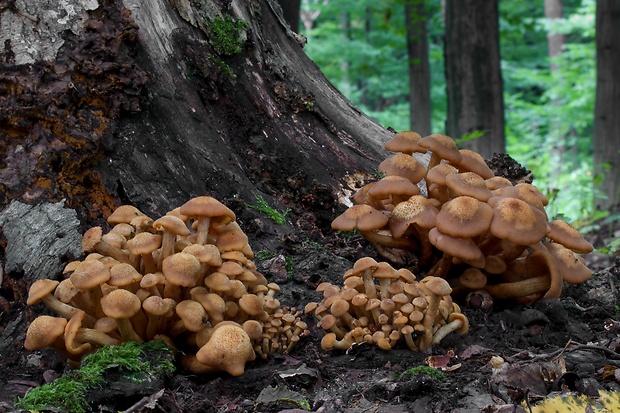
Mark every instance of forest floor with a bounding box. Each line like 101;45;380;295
1;183;620;413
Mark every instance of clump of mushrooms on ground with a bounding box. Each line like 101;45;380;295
25;196;308;376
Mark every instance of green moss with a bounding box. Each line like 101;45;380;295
16;341;175;413
247;195;290;225
399;365;446;381
208;15;250;56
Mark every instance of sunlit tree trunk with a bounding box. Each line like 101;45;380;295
444;0;505;158
593;0;620;215
405;0;431;136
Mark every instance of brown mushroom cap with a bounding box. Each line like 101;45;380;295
384;131;427;155
418;134;462;169
485;176;514;191
367;175;421;207
546;220;594;253
180;196;236;245
488;196;549;246
126;232;162;272
176;300;208;332
429;227;485;266
446;172;494;202
82;226;131;264
378;153;427;184
108;263;143;289
389;195;439;238
545;242;592;284
331;204;388;232
195;321;256;377
458;268;488;290
162;252;201;287
436;196;493;238
107;205;146;225
100;289;142;319
453;149;494;179
24;315;68;351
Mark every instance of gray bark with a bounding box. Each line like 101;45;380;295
594;0;620;213
0;200;81;281
444;0;505;158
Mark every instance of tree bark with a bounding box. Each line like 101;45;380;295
444;0;505;158
0;0;393;224
593;0;620;214
544;0;565;69
404;0;431;136
277;0;301;33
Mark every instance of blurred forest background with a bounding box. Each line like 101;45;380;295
280;0;619;232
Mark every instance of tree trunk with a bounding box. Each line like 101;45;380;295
444;0;505;158
404;0;431;136
544;0;565;69
0;0;393;224
594;0;620;214
277;0;301;33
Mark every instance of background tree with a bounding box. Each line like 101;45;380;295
278;0;302;32
444;0;505;158
405;0;431;136
593;0;620;215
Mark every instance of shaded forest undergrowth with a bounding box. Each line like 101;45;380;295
0;163;619;413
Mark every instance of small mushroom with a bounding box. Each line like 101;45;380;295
195;321;256;376
100;289;144;342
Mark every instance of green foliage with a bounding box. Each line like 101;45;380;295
247;195;291;224
16;341;175;413
207;15;250;55
399;365;446;381
302;0;598;223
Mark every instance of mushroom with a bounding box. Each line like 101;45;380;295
107;205;146;226
27;279;95;327
65;310;120;355
162;252;201;301
179;196;236;245
432;312;469;345
446;172;494;202
435;196;493;239
70;259;111;318
153;215;190;265
82;226;131;264
108;262;143;293
425;163;458;204
367;175;421;209
194;321;256;376
454;149;494;179
419;276;452;351
384;131;427;156
142;295;176;340
378;153;427;184
24;315;75;360
428;227;485;277
546;220;594;254
389;196;438;263
418;134;462;171
126;232;162;274
100;289;144;342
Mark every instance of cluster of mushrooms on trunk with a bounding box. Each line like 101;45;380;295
25;132;593;376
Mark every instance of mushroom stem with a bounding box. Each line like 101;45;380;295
115;318;144;342
75;328;122;347
195;217;212;245
484;275;551;299
432;319;464;345
42;295;97;327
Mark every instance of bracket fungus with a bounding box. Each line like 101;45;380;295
25;196;308;376
332;131;593;307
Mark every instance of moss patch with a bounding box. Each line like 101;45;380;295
207;15;250;56
16;341;175;413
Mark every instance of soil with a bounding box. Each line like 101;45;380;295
1;179;619;413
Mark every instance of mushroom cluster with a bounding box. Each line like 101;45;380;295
306;257;468;352
334;132;594;305
25;196;308;376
